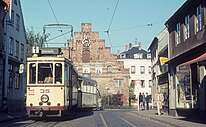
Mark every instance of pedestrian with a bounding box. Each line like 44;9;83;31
145;93;150;110
139;93;143;110
142;93;146;110
155;89;164;115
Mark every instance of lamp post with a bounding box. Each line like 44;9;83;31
105;87;110;106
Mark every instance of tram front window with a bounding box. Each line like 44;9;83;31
29;63;36;84
55;63;62;84
38;63;53;84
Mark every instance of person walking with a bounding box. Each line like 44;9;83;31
139;93;143;110
145;93;150;110
155;90;164;115
142;93;146;110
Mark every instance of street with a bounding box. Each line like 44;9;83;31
0;110;205;127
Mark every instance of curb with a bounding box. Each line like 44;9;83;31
0;115;27;123
133;112;182;127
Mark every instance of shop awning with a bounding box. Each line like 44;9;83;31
181;52;206;66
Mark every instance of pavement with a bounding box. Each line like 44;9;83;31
0;110;27;123
133;109;206;127
0;109;206;127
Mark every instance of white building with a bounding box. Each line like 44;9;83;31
117;43;152;99
2;0;27;112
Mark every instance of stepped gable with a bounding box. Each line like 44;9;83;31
62;23;130;105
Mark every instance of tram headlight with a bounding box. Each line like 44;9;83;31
47;102;51;106
39;102;43;106
41;94;49;103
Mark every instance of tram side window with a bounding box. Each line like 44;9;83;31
29;63;36;84
38;63;53;84
55;63;62;84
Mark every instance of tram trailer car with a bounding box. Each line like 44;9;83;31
26;47;79;117
77;76;98;110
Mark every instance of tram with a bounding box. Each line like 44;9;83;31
26;47;79;117
77;76;98;109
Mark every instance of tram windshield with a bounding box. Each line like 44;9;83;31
29;63;62;84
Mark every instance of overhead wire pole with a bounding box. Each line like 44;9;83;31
105;0;120;54
43;24;73;47
47;0;68;41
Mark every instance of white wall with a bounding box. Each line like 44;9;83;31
117;59;152;98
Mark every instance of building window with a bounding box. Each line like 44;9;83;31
107;65;112;73
176;65;192;108
148;66;151;74
95;65;102;74
20;44;24;60
115;80;121;87
147;54;151;59
141;80;145;88
140;66;145;74
11;10;14;26
149;80;152;88
15;41;19;58
14;0;17;5
82;65;90;73
8;64;14;88
196;4;203;33
176;22;181;45
9;37;14;55
16;14;20;31
131;66;135;74
134;53;143;59
184;15;190;40
15;67;20;89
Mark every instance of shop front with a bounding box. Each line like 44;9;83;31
167;45;206;116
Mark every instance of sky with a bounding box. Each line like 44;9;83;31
21;0;186;54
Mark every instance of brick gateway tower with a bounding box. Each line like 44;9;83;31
62;23;130;106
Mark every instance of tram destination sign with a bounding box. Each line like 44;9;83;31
40;48;61;55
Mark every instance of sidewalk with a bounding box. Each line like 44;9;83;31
0;110;27;122
132;109;206;127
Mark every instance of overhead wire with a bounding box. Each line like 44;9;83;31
109;21;165;32
47;0;68;43
107;0;120;32
106;0;120;54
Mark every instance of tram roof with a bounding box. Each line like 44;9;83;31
78;76;97;85
27;56;74;64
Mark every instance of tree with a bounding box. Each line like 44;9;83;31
26;27;49;56
129;80;135;100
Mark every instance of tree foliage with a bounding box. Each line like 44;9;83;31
26;27;49;56
129;81;135;100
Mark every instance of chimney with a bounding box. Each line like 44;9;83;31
125;45;129;51
138;42;142;50
117;49;120;55
129;43;132;49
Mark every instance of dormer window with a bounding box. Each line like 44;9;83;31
147;54;151;59
120;53;125;58
134;53;143;59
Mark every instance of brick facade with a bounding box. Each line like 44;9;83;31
62;23;130;105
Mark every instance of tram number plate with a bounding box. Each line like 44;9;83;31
40;89;50;93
